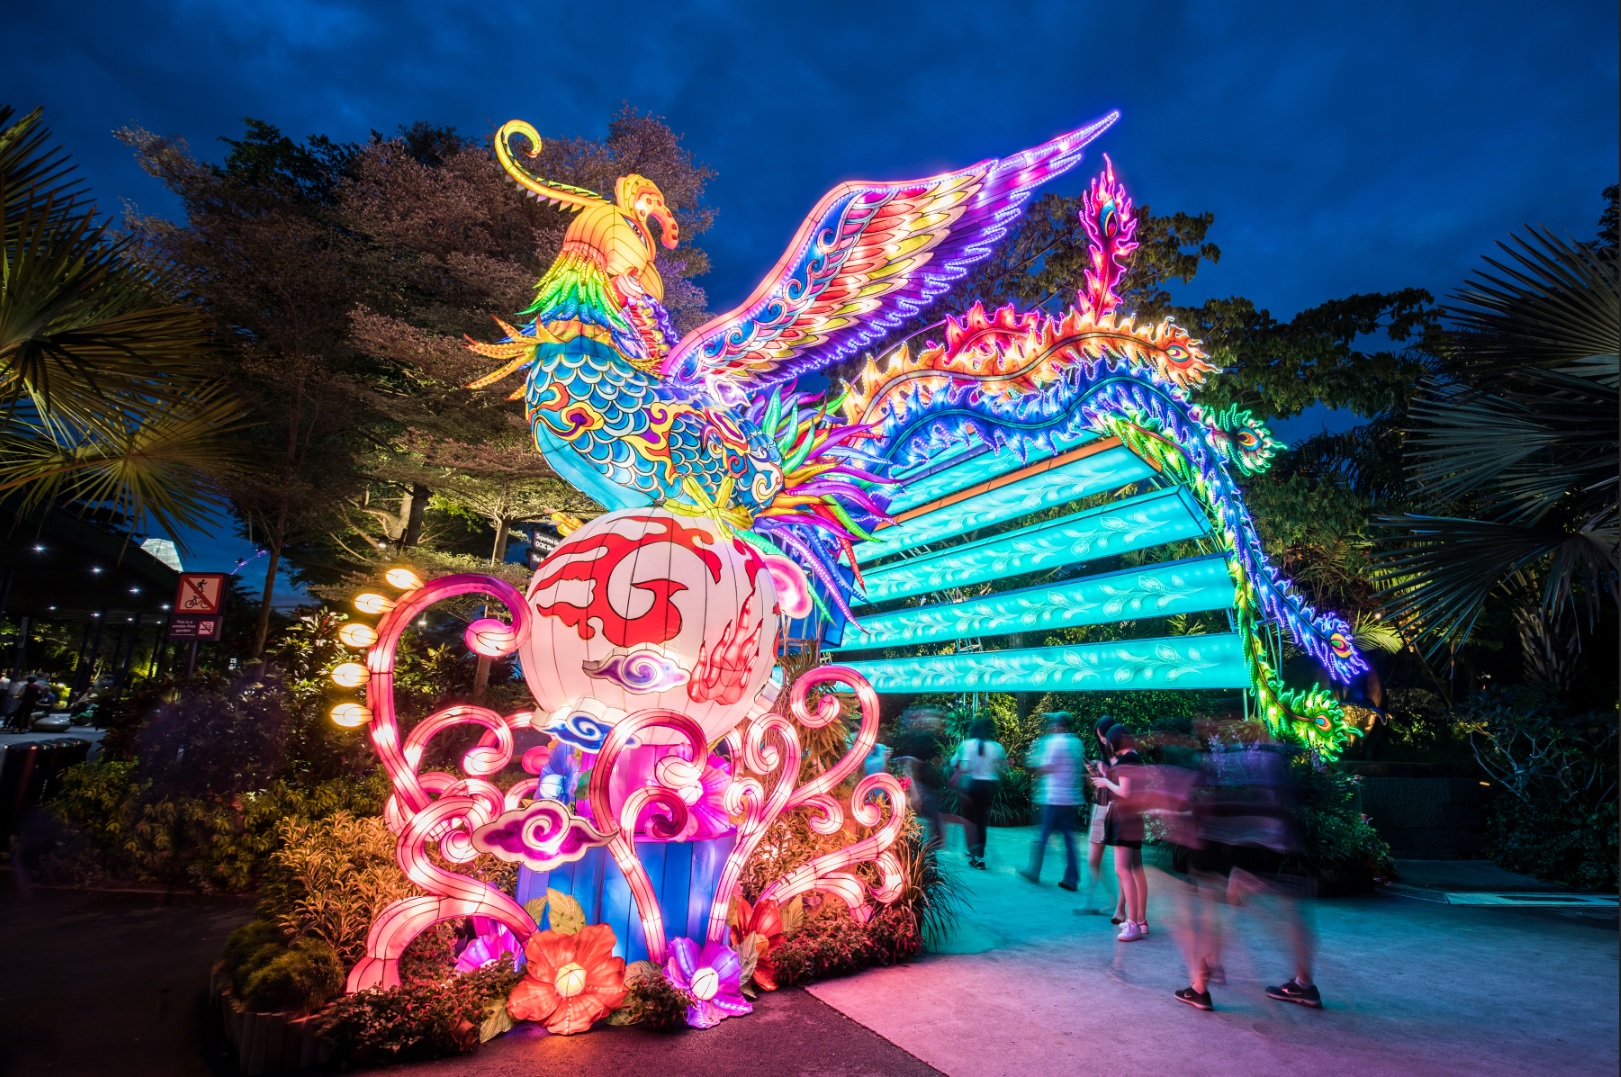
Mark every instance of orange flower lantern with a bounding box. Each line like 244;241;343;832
507;924;628;1035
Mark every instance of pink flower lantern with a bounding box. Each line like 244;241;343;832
520;509;782;745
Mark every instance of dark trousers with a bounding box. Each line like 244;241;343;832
1030;803;1080;887
964;779;998;859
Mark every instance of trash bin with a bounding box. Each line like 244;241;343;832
0;737;92;840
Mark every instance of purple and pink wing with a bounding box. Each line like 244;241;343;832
661;112;1119;390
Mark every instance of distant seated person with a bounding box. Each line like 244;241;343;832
7;676;45;732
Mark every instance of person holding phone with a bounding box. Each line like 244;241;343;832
1089;725;1149;940
1076;717;1125;919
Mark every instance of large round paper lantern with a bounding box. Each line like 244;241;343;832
520;508;780;744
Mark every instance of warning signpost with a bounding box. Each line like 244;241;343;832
168;573;230;675
174;573;228;615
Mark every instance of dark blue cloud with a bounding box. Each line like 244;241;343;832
6;0;1615;319
5;0;1613;574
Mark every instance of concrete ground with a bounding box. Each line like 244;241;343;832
0;882;938;1077
2;828;1614;1076
806;826;1619;1077
381;989;942;1077
0;884;251;1076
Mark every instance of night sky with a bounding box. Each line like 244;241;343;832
5;0;1617;584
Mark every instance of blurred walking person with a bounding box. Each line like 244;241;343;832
1174;735;1322;1011
893;708;948;848
1020;711;1083;891
947;717;1006;870
1088;725;1149;940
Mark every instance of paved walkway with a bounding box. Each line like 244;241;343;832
3;830;1615;1076
806;827;1619;1077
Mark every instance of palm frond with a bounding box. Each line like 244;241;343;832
1;105;89;239
0;384;247;543
1447;227;1620;378
2;192;213;420
1374;513;1618;654
1351;612;1404;654
1405;369;1618;522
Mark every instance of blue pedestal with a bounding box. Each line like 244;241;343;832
516;834;736;963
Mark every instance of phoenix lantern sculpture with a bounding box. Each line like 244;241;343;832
329;112;1369;1033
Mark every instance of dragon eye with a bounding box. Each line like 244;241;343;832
1329;632;1353;658
1166;345;1186;359
1237;431;1258;449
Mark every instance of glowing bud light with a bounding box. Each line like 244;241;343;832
385;567;424;590
332;662;369;688
355;592;395;615
339;623;378;648
331;703;372;727
553;962;587;998
689;966;719;1001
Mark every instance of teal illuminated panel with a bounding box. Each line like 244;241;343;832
885;432;1101;514
835;554;1233;650
842;632;1249;693
854;487;1209;605
858;445;1155;564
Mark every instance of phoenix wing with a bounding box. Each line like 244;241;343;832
661;112;1118;391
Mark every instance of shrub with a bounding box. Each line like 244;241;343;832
239;937;346;1014
890;823;965;950
259;811;420;964
770;900;920;985
224;918;292;990
40;762;390;891
1460;686;1618;890
1487;795;1619;892
319;957;523;1064
132;674;292;798
611;964;694;1032
1293;761;1392;887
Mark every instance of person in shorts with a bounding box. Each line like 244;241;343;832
1174;738;1322;1011
1089;725;1149;941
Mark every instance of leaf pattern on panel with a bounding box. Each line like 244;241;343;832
1098;572;1204;616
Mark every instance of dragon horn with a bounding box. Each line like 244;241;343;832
495;120;609;213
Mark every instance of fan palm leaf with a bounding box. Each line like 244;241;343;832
0;105;86;238
1447;227;1619;378
1375;223;1619;651
0;384;246;538
1404;368;1617;523
1377;511;1618;652
2;103;240;544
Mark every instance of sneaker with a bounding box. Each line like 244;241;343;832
1117;920;1145;942
1058;880;1078;892
1018;869;1041;885
1175;986;1213;1011
1265;979;1322;1008
1138;921;1150;936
